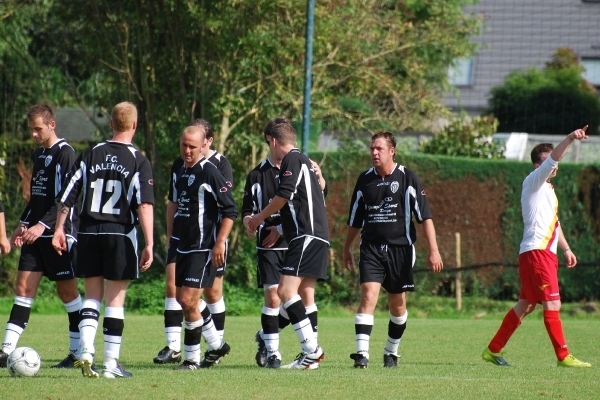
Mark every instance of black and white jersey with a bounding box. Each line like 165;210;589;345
347;164;432;246
20;139;77;236
277;149;329;244
59;141;154;234
242;158;288;251
174;158;238;253
207;150;234;189
168;157;185;240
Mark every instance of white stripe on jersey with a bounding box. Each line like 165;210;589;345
197;183;215;248
252;182;263;214
61;161;86;203
55;164;62;196
300;164;314;235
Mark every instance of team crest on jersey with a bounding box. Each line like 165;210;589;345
283;171;292;177
390;181;399;193
188;174;195;186
44;155;52;167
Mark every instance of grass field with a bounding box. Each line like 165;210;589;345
1;313;599;399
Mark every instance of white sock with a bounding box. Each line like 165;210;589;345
79;299;102;355
184;319;203;363
261;306;280;353
355;313;374;356
199;301;221;351
64;296;82;358
207;297;226;340
103;307;124;367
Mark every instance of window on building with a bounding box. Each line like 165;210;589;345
448;58;473;86
581;59;600;86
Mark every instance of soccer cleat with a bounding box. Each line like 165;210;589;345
102;363;133;378
265;354;281;369
350;353;369;369
255;331;267;367
557;354;591;368
481;347;510;366
80;352;99;378
153;346;182;364
281;347;325;370
174;360;201;370
383;354;398;368
51;353;79;368
199;342;231;368
0;349;8;368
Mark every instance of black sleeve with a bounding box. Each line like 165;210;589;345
241;170;258;218
59;150;87;208
168;158;183;202
276;152;302;200
217;157;234;188
135;158;154;206
347;176;366;228
209;168;238;221
408;171;432;222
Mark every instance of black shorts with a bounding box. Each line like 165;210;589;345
76;229;139;280
19;236;76;281
358;240;415;294
282;237;328;280
176;251;216;288
256;249;285;287
167;237;179;265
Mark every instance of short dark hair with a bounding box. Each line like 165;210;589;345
191;118;214;140
27;104;54;125
263;117;296;146
371;131;397;149
531;143;554;164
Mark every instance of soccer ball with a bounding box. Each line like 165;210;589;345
7;347;41;377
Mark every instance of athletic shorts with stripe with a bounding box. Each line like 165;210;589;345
76;228;139;280
256;249;284;287
358;240;415;294
176;251;217;289
518;249;560;303
19;236;76;281
281;236;328;281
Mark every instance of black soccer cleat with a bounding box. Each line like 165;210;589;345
265;354;281;369
0;349;8;368
255;331;267;367
153;346;182;364
350;353;369;369
174;360;201;370
199;342;231;368
383;354;398;368
51;353;80;368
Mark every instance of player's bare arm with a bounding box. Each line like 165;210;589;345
10;224;27;248
138;202;154;271
310;159;326;191
261;226;281;248
248;196;287;233
343;226;361;271
166;200;177;244
212;217;234;267
421;219;443;273
0;212;10;255
550;126;588;163
51;202;70;255
242;215;254;239
556;225;577;269
21;223;45;245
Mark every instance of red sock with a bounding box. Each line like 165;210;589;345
543;310;569;361
488;308;521;353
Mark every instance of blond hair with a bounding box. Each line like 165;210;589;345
111;102;138;132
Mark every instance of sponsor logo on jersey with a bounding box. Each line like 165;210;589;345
226;181;232;187
390;181;399;193
220;187;228;193
377;181;389;186
44;155;53;167
421;190;426;195
283;171;293;177
148;179;154;185
539;284;550;290
188;174;195;186
384;197;392;202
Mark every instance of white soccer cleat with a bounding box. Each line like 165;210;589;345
281;347;324;370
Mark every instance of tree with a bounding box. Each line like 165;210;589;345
420;115;504;158
488;48;600;135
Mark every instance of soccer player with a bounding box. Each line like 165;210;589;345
0;105;81;370
194;118;233;343
153;118;233;364
242;117;326;369
343;131;443;369
173;125;237;370
247;118;328;370
53;101;154;378
481;127;591;368
0;200;10;256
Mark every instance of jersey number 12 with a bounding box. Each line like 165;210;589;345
90;179;122;214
